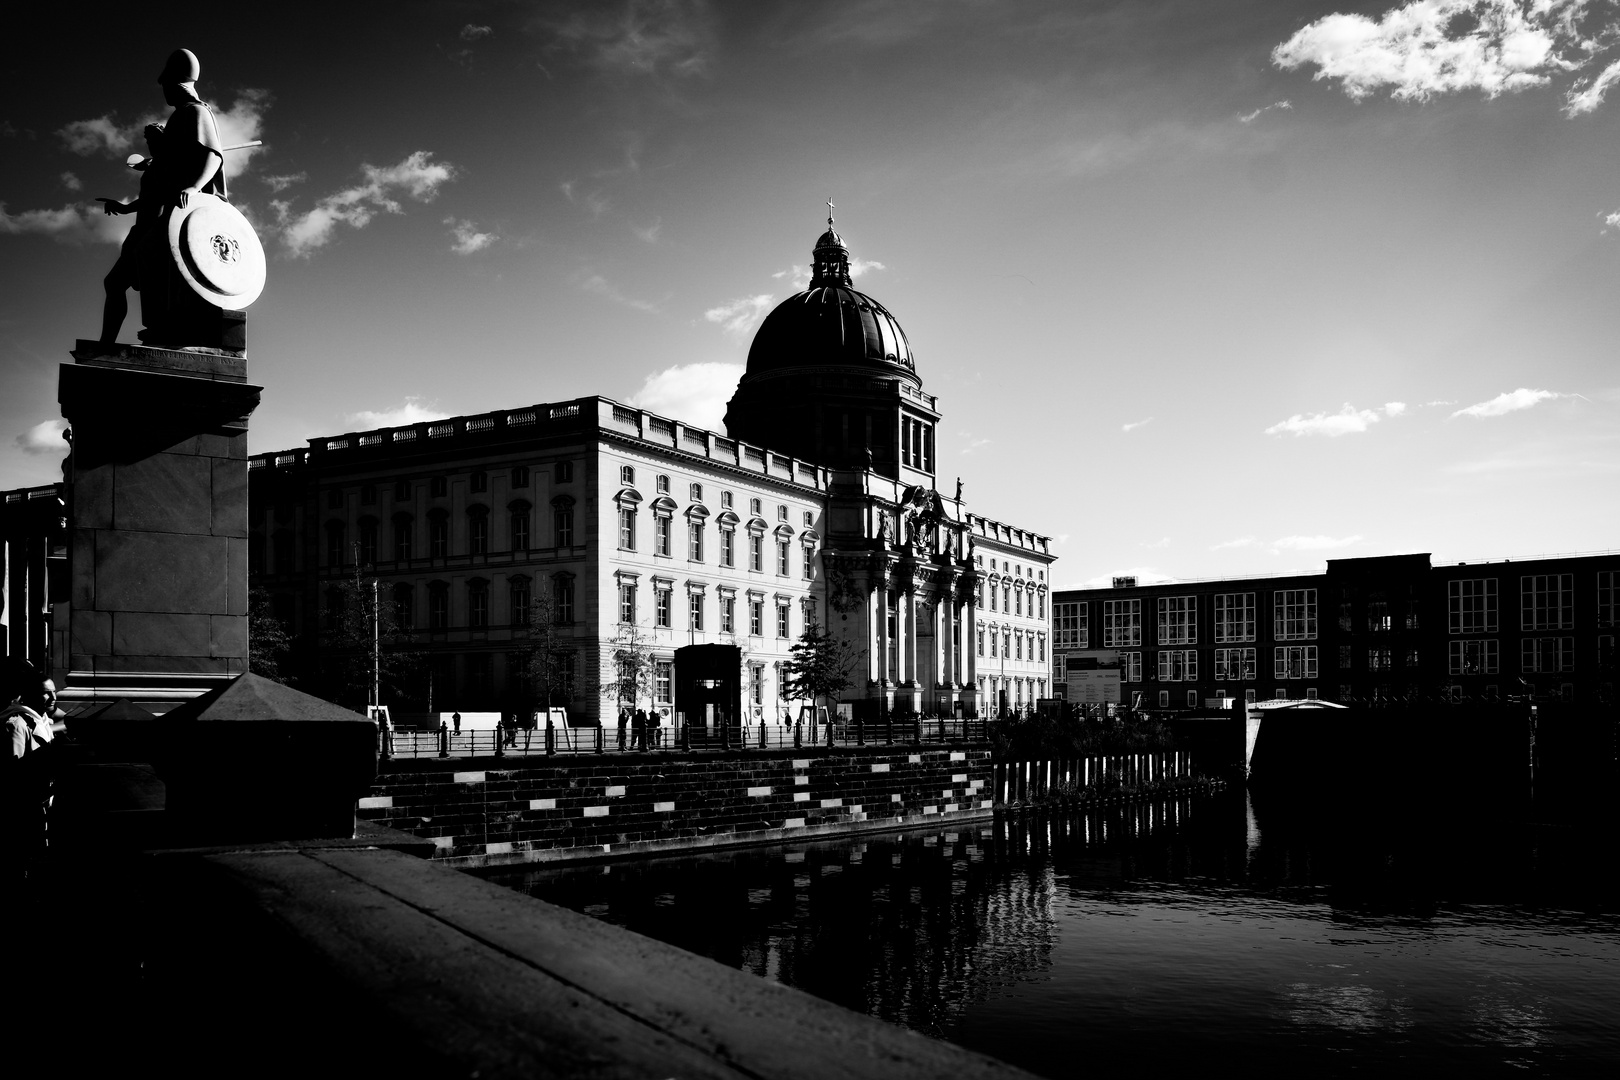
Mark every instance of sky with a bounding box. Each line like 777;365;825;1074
4;0;1619;588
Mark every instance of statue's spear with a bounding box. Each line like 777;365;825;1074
124;140;262;171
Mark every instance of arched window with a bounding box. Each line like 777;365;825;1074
467;506;489;556
468;578;489;629
689;482;703;502
428;581;449;630
392;513;413;562
393;583;414;628
325;522;345;568
428;510;448;558
510;575;530;626
553;572;576;625
656;474;670;494
552;495;574;548
620;465;635;486
509;500;531;551
357;517;378;566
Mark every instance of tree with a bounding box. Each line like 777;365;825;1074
317;567;418;713
247;587;292;684
517;584;577;714
599;621;660;716
780;622;857;720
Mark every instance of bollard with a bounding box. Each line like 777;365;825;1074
826;718;834;748
794;720;803;749
680;721;690;751
494;727;504;759
857;718;865;746
886;719;893;745
938;715;946;743
759;721;767;749
379;726;391;761
595;725;604;754
438;726;449;759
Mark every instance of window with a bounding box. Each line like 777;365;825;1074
656;588;672;628
689;482;703;502
1157;596;1197;645
1103;600;1141;647
470;471;487;494
468;580;488;629
619;582;636;623
430;476;447;498
428;583;449;631
358;518;378;566
721;528;735;567
977;627;985;656
1003;630;1012;658
1405;648;1420;669
656;474;670;494
777;504;788;521
1002;585;1010;611
467;508;489;555
1367;597;1391;633
1600;571;1616;629
803;545;815;580
1522;574;1573;630
804;597;818;628
361;483;376;506
1274;645;1318;680
1522;637;1575;673
620;465;635;486
1367;649;1392;672
326;488;342;510
721;594;736;633
1016;634;1024;661
803;511;814;527
689;591;704;631
750;534;763;572
1038;634;1046;662
511;465;529;488
751;664;765;705
1274;589;1318;641
326;522;346;568
750;497;761;515
1158;649;1197;681
777;540;790;575
429;511;448;558
1055;603;1087;648
551;499;573;547
392;515;412;561
511;577;530;626
1598;634;1615;671
553;574;574;624
393;479;411;502
656;661;673;704
618;507;636;550
1338;644;1352;669
750;599;763;636
656;515;672;557
1214;593;1255;643
1015;589;1023;617
511;505;531;551
988;629;997;658
988;583;997;612
555;461;573;483
1039;591;1045;619
721;491;733;509
393;583;414;628
688;521;704;562
1215;648;1256;681
777;602;790;638
1158;691;1170;708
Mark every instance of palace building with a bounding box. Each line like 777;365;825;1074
248;220;1055;723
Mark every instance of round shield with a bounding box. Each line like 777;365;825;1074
167;192;266;309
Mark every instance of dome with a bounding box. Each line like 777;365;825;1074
742;219;916;379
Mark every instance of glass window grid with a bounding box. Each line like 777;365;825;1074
1521;574;1573;631
1214;593;1255;643
1103;600;1141;647
1274;589;1318;641
1215;647;1256;680
1157;595;1197;645
1448;578;1498;634
1274;645;1318;680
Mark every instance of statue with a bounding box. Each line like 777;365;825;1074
955;477;963;503
96;49;264;348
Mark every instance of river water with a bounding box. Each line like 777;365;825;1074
488;787;1620;1077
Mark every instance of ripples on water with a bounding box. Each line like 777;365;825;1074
487;789;1620;1077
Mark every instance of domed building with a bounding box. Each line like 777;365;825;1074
243;214;1055;730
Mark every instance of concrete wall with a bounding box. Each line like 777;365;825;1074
360;746;994;866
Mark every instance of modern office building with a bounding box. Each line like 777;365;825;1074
248;220;1055;722
1053;552;1618;709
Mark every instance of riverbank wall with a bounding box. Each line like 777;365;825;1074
361;745;996;867
993;750;1214;810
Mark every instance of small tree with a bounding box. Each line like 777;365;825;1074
780;623;857;721
318;569;418;713
519;585;576;715
599;621;660;717
247;586;292;684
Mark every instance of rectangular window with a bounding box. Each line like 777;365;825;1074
750;534;763;572
1274;589;1318;641
618;508;635;550
1521;574;1573;630
554;461;572;483
510;466;529;489
1366;598;1391;633
552;506;572;548
1522;637;1575;673
468;585;488;629
511;509;531;551
1103;600;1141;647
1274;645;1318;680
655;661;673;704
988;584;997;612
1038;635;1045;662
721;529;735;567
777;602;790;638
1367;648;1392;672
1157;596;1197;645
803;546;815;580
1338;644;1352;669
510;579;529;625
749;599;763;636
688;521;704;562
1405;648;1420;668
1451;637;1496;670
1215;647;1256;681
1158;690;1169;708
656;589;672;628
1015;589;1023;617
1157;649;1197;681
393;519;412;562
429;516;448;558
689;591;704;631
1599;571;1616;629
1054;602;1087;648
977;627;985;657
988;629;997;658
1016;634;1024;661
1598;634;1615;671
619;583;636;623
777;540;790;576
620;465;635;486
1003;630;1011;659
468;514;488;556
554;578;574;624
656;516;671;557
1449;579;1498;634
721;595;735;633
428;587;448;631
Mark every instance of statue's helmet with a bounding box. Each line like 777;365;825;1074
158;48;201;85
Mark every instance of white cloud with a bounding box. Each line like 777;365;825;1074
272;150;458;257
1270;534;1363;551
1211;536;1259;550
1238;100;1293;123
60;172;81;192
444;217;497;255
57;90;269;179
1122;416;1154;432
959;433;992;455
1146;536;1172;549
57;113;150;156
1264;401;1406;437
583;274;660;313
627;363;744;430
346;397;449;430
461;24;493;41
14;419;67;455
1272;1;1620;116
1074;567;1177;588
261;172;306;193
1450;387;1568;418
849;256;886;279
631;218;662;243
0;201;133;245
704;294;774;338
536;0;713;79
214;88;271;180
770;255;884;292
559;180;611;219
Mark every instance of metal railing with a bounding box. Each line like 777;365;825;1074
378;717;996;760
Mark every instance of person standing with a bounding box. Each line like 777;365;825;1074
633;707;648;751
3;660;61;884
452;711;462;736
617;707;629;751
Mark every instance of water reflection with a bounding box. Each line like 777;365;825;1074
488;789;1620;1077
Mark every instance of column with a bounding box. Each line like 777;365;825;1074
875;584;889;686
905;584;920;686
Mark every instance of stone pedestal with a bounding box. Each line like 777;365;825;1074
57;338;261;711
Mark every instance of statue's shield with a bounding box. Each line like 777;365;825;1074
166;193;266;309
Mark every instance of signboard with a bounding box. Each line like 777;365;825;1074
1065;650;1122;704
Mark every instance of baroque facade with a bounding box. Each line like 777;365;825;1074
249;222;1055;723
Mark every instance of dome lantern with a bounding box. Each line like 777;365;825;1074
810;199;852;288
